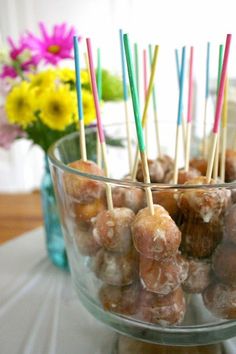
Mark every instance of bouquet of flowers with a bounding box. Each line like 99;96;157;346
0;22;123;151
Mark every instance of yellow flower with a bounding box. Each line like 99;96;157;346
57;68;75;82
39;85;76;131
5;81;36;127
80;70;89;85
77;89;96;126
29;70;56;94
57;68;89;85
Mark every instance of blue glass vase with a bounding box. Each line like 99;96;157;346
40;156;69;270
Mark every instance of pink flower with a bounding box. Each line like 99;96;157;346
0;36;37;78
0;107;25;149
0;65;17;79
26;22;77;65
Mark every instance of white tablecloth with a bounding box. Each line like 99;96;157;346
0;228;116;354
1;228;236;354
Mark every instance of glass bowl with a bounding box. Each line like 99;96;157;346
48;127;236;346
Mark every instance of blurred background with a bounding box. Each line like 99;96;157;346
1;0;236;192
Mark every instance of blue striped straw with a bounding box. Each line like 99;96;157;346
177;46;186;126
205;42;210;99
73;36;84;121
119;29;128;101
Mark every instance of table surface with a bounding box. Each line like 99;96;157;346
0;192;43;244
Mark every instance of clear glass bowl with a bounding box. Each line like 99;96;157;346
48;128;236;346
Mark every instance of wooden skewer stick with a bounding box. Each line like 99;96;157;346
73;36;87;161
86;38;113;211
84;51;102;167
206;34;232;183
220;78;228;182
119;29;133;174
203;42;210;159
213;44;224;180
185;46;194;172
124;33;154;215
96;48;102;168
173;46;186;184
175;48;186;161
131;45;160;180
149;44;161;157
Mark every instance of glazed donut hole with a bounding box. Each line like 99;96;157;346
177;176;229;223
212;243;236;286
152;189;180;221
136;159;165;183
131;205;181;261
99;282;140;316
137;286;186;326
112;186;145;213
63;160;105;203
139;253;188;295
92;207;135;253
180;220;223;258
203;281;236;319
74;223;101;256
164;167;201;184
224;204;236;243
189;157;208;176
92;247;139;287
182;258;213;294
225;149;236;182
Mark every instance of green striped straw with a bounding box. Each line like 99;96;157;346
124;35;144;152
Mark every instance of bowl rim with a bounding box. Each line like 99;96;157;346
48;130;236;190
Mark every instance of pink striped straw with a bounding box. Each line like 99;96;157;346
86;38;105;143
187;46;194;123
143;49;148;99
213;34;232;134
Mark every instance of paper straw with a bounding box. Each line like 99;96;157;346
131;45;159;180
123;33;154;215
86;37;113;210
173;46;186;184
96;48;102;168
119;29;133;174
149;44;161;157
213;44;224;179
73;36;87;161
185;46;194;171
203;42;211;158
206;34;232;182
134;42;140;99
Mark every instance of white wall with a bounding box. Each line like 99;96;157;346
0;0;236;191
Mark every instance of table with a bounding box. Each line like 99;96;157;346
1;228;236;354
0;192;43;244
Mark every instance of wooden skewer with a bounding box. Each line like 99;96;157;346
124;33;154;215
173;46;186;184
149;44;161;157
86;38;113;211
185;46;194;172
73;36;87;161
213;44;224;180
206;34;232;183
203;43;211;159
131;45;160;180
220;78;228;182
119;29;133;174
